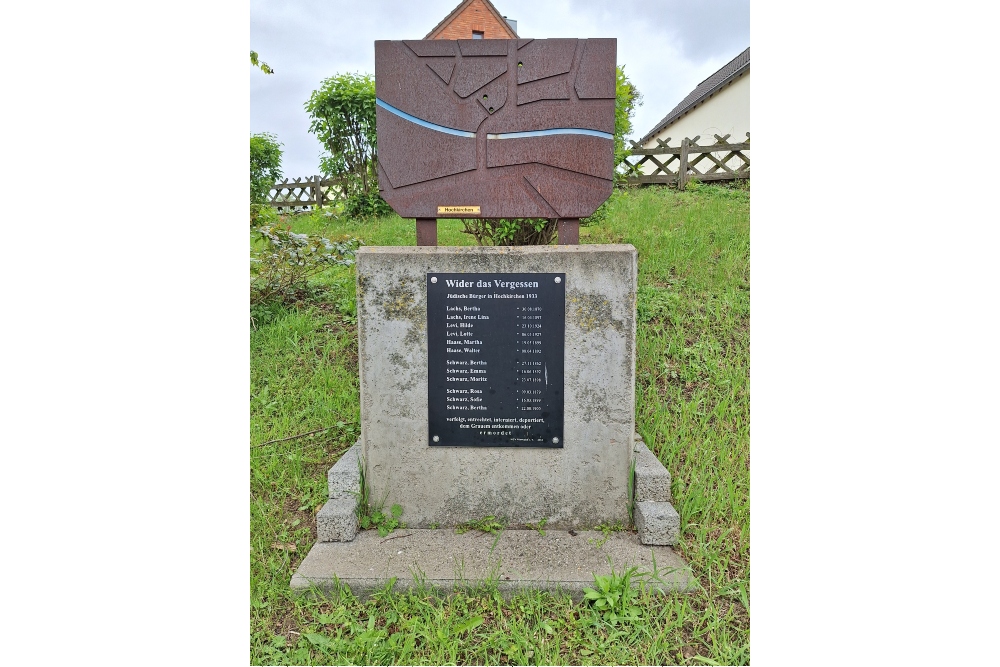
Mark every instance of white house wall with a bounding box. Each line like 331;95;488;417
638;70;750;176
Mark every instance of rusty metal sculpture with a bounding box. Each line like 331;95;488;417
374;38;616;244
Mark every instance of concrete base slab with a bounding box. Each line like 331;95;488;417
291;529;695;600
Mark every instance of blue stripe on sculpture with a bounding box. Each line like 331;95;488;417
487;129;613;140
375;99;476;138
375;98;613;141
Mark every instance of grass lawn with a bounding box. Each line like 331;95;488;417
250;183;750;665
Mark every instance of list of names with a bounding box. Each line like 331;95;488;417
426;273;565;447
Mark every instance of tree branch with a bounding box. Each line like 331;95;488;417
252;426;336;448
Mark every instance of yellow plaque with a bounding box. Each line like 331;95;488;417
437;205;481;215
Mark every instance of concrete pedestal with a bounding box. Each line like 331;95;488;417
356;245;638;529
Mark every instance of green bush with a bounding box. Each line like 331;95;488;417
250;226;359;306
460;218;556;246
344;190;394;219
250;132;283;225
459;190;624;246
305;72;392;218
613;66;643;182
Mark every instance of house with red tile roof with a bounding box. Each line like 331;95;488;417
425;0;518;40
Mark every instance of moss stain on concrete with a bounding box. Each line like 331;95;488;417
570;291;624;335
382;285;417;320
371;276;429;359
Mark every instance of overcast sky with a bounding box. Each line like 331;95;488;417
250;0;749;180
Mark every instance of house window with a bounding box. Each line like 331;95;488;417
472;31;484;39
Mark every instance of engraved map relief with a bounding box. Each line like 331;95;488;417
374;38;616;219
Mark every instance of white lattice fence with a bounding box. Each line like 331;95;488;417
621;133;749;188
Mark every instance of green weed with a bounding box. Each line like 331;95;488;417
583;559;643;625
590;520;628;548
359;503;403;537
356;460;405;537
525;517;548;535
455;515;506;535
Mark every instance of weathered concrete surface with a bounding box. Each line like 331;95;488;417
356;245;637;528
634;501;680;546
328;441;361;499
317;496;358;542
633;438;671;503
291;528;694;600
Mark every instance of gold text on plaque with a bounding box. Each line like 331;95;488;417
437;206;481;215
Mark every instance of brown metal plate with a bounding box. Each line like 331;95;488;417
523;170;613;218
516;76;570;105
458;39;509;57
574;39;617;99
403;40;457;57
424;57;456;84
476;76;508;114
453;57;507;98
516;38;578;84
376;40;486;132
375;38;616;220
375;106;476;188
487;134;613;180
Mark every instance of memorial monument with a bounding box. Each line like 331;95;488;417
292;37;688;598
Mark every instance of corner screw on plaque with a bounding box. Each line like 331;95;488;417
554;276;562;283
553;437;560;444
432;435;440;442
430;277;437;283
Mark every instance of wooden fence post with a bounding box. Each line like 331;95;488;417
314;175;324;210
677;138;690;191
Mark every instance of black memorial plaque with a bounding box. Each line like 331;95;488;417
427;273;565;447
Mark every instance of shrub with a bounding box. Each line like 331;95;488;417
250;132;283;225
613;65;643;183
458;190;623;246
251;204;279;228
460;218;557;246
305;72;392;218
344;190;394;220
250;226;360;306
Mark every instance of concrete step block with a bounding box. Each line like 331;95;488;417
328;441;361;499
632;439;671;503
634;500;680;546
292;529;695;600
317;495;359;542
